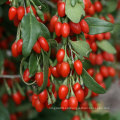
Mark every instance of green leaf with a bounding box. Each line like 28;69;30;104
0;50;4;69
85;17;113;35
96;40;116;54
69;40;91;59
21;13;50;57
0;101;10;120
0;0;7;5
104;77;112;90
82;59;92;70
29;52;37;77
81;68;105;94
65;0;85;23
38;52;49;92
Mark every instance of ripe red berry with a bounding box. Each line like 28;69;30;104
17;6;25;20
61;23;70;38
83;0;92;11
60;62;70;77
108;14;115;24
108;67;116;77
95;73;103;84
38;89;48;103
100;82;106;89
80;101;88;111
50;66;60;78
8;7;17;20
10;114;17;120
11;42;19;57
89;35;96;42
100;66;109;78
69;22;81;34
23;69;31;82
33;41;41;53
58;85;68;100
35;99;44;112
74;60;83;75
87;4;95;16
95;33;104;41
104;32;111;40
91;100;98;109
90;42;98;52
35;72;43;87
12;92;21;105
48;67;51;77
68;97;78;110
17;39;23;54
72;116;80;120
80;20;89;34
87;68;94;76
32;94;38;107
61;99;69;111
84;87;89;97
75;89;84;102
55;22;62;37
50;15;58;32
89;53;96;65
94;1;103;13
96;54;103;65
56;49;65;63
38;37;49;52
73;83;81;92
57;2;65;17
26;6;36;15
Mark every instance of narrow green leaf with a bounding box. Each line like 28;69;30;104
65;0;85;23
69;40;91;59
0;0;7;5
82;59;92;70
29;52;37;77
104;77;112;90
85;17;113;35
0;50;4;68
96;40;116;54
38;51;49;92
81;68;105;94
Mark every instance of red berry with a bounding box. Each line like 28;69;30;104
35;72;43;87
50;15;58;32
10;114;17;120
33;41;41;53
26;6;36;15
94;1;102;13
48;67;51;77
100;66;109;78
69;97;78;110
108;67;116;77
60;62;70;77
38;37;49;52
87;68;94;76
89;35;96;42
74;60;83;75
32;94;38;107
56;49;65;63
104;32;111;40
8;7;17;20
80;20;89;34
61;99;69;111
100;82;106;89
80;101;88;111
73;83;81;92
69;22;81;34
23;69;31;82
75;89;84;102
12;92;21;105
84;87;89;97
55;22;62;37
96;54;103;65
91;91;98;97
61;23;70;38
11;42;19;57
17;39;23;54
90;42;98;52
91;100;98;109
35;99;44;112
72;116;80;120
95;73;103;84
17;6;25;20
58;2;65;17
89;53;96;65
108;14;115;24
58;85;68;100
95;33;104;41
39;89;48;103
87;4;95;16
83;0;92;11
50;66;60;77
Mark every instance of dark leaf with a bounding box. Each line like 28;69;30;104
0;0;7;5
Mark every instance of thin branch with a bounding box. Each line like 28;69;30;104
0;75;21;79
43;0;56;9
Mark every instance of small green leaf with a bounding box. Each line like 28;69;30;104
0;0;7;5
96;40;116;54
69;40;91;59
29;52;37;76
65;0;85;23
81;68;105;94
104;77;112;90
38;52;49;92
85;17;113;35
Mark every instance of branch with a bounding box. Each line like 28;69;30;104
0;75;21;79
43;0;56;9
